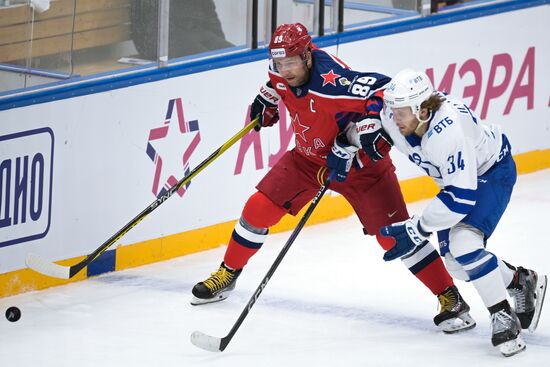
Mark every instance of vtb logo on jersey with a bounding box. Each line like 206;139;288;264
146;98;200;199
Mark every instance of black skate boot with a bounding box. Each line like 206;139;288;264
490;302;526;357
434;285;476;333
191;262;242;305
507;266;547;332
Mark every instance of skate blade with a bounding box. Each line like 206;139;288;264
528;274;547;333
498;335;526;357
190;293;229;306
439;313;477;334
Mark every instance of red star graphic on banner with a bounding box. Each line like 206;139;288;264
292;113;310;142
320;69;341;87
146;98;200;199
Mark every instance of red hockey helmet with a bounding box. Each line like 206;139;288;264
269;23;312;60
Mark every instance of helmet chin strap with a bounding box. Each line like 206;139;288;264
414;110;432;135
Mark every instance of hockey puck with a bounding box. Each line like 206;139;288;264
5;306;21;322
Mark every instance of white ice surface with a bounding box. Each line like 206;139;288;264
1;170;549;367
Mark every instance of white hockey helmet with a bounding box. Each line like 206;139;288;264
384;69;434;119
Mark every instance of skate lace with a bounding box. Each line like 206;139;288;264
491;310;514;334
508;288;527;313
203;267;234;291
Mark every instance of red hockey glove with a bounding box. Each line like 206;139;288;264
356;117;393;162
250;81;281;131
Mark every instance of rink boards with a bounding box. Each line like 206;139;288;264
0;1;549;297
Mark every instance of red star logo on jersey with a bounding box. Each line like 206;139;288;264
292;113;310;142
320;69;341;87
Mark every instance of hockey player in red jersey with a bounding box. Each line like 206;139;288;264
191;23;475;333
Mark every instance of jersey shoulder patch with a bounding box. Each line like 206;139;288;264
309;53;390;99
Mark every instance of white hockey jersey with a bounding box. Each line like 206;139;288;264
381;93;506;233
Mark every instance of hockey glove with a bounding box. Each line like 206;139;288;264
250;81;281;131
356;117;393;162
380;215;431;261
326;134;359;183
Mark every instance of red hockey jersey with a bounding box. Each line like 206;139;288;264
268;49;390;166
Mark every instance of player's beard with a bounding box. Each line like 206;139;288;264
286;63;310;87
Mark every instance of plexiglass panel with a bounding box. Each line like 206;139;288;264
276;0;316;35
0;0;77;90
342;0;418;31
0;0;490;95
164;0;244;60
212;0;248;49
72;0;136;74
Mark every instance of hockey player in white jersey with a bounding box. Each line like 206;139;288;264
351;69;547;357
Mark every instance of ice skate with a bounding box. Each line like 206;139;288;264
491;307;526;357
191;262;242;305
434;285;476;333
507;267;547;332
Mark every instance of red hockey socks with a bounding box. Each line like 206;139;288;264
410;256;453;295
376;234;453;295
224;192;287;270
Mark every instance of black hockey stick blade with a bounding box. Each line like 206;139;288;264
191;175;333;352
26;118;259;279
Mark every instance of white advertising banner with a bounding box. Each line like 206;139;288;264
1;5;548;273
336;5;549;179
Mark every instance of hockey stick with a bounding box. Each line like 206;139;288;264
190;174;334;352
26;118;259;279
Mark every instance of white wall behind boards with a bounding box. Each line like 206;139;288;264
336;6;549;179
0;5;548;273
